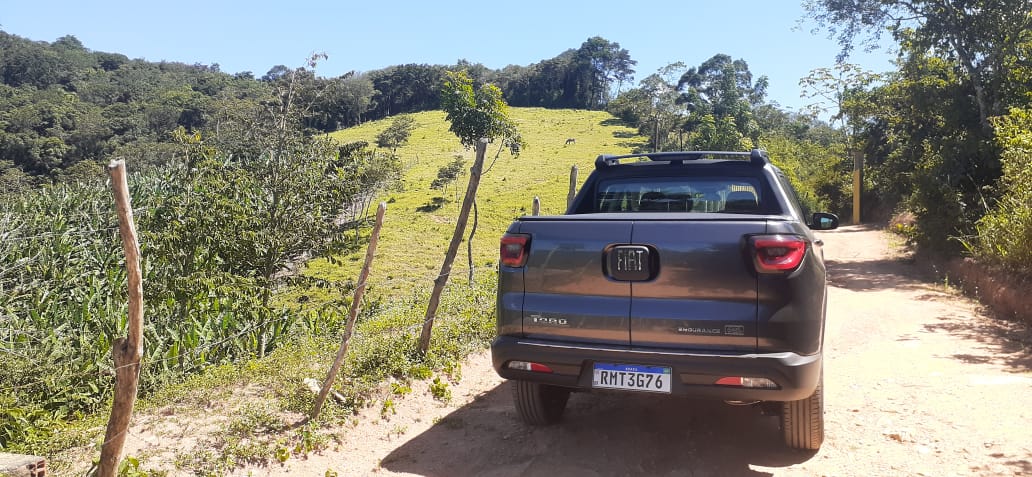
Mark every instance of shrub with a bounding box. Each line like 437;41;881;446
375;115;416;150
973;108;1032;276
0;140;399;450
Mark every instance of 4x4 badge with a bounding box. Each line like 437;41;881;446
724;325;745;336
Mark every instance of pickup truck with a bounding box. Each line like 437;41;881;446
491;149;838;450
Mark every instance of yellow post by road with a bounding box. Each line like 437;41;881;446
852;151;863;224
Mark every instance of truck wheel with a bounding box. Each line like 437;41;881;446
781;373;824;450
512;380;570;425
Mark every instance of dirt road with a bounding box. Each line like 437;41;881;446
254;226;1032;476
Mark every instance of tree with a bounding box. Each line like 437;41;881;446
368;64;446;119
418;70;523;354
800;64;883;221
575;37;637;108
261;65;291;83
375;114;416;151
306;72;377;132
838;45;1000;250
52;35;85;51
608;63;686;151
494;38;635;110
805;0;1032;128
677;54;767;149
680;55;767;107
143;55;402;319
974;106;1032;274
430;155;465;195
505;52;577;108
800;63;881;131
336;73;375;126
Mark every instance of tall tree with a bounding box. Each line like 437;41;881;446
368;64;445;119
805;0;1032;128
418;70;523;354
307;72;375;131
575;37;637;109
840;44;1000;250
677;54;767;149
678;54;767;113
800;63;882;132
799;63;883;184
608;62;686;151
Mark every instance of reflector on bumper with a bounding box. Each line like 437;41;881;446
714;376;779;389
507;361;553;373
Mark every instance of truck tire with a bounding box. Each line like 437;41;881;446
781;372;824;450
513;380;570;425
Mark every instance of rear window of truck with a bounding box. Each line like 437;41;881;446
596;177;763;213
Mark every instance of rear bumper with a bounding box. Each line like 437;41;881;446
491;336;822;401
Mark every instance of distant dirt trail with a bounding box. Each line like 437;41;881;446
243;226;1032;477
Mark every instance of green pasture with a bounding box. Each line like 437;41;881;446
301;108;647;302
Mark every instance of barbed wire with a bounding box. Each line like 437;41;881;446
0;206;151;220
0;206;156;247
0;225;122;243
0;289;485;395
0;347;36;361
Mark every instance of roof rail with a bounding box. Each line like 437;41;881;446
594;149;769;169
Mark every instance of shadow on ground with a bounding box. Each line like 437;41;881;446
825;258;929;291
824;226;1032;373
416;197;448;212
923;314;1032;371
381;382;815;477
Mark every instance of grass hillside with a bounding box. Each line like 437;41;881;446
301;108;647;302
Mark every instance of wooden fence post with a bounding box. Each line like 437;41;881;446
532;196;541;216
98;160;144;477
567;165;578;211
312;202;387;420
418;139;488;354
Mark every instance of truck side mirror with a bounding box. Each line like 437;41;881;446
810;212;839;230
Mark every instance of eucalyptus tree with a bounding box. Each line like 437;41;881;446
608;62;685;151
677;54;767;149
336;74;376;126
368;64;446;119
575;36;637;108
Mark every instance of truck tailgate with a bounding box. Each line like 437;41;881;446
630;220;764;351
516;216;766;351
519;220;631;346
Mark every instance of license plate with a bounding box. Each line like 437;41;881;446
592;363;672;393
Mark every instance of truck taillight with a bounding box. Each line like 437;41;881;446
500;233;531;267
750;235;807;273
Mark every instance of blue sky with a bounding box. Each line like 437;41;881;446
1;0;896;113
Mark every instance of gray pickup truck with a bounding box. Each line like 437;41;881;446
491;149;838;450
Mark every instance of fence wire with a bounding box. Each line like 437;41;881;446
0;206;150;244
0;268;492;395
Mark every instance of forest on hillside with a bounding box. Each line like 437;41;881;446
0;32;639;186
1;0;1031;465
4;14;1030;269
